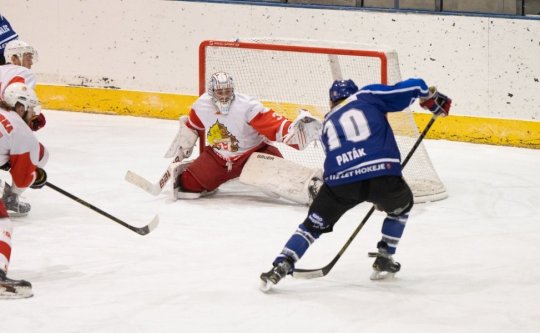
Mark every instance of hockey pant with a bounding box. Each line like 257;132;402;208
178;143;283;193
273;176;413;265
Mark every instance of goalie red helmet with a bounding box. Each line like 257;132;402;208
329;79;359;103
208;71;235;114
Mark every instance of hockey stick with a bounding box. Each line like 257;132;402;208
125;154;183;196
45;182;159;236
292;115;438;279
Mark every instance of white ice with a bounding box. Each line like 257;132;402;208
2;110;539;333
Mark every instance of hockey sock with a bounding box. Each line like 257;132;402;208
380;212;409;255
0;218;13;273
273;224;321;266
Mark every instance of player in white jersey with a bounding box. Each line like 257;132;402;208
0;40;47;216
169;71;321;200
0;82;48;299
1;40;43;129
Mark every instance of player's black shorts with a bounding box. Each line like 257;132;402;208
302;176;413;234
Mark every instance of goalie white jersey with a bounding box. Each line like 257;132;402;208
186;92;292;161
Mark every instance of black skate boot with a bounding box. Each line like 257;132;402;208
2;183;31;217
259;258;294;292
0;270;33;299
369;241;401;280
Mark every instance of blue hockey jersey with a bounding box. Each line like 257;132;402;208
0;14;18;58
321;78;430;187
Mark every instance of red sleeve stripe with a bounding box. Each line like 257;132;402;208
187;109;205;131
8;76;26;86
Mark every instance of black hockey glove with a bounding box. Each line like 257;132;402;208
0;161;10;171
30;168;47;189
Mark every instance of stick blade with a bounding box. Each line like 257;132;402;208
146;214;160;233
133;215;160;236
291;268;326;280
125;170;162;196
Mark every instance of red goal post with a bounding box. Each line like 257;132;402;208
199;40;389;93
198;39;447;203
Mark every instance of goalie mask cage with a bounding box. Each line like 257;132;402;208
199;39;447;203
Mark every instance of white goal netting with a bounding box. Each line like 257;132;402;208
199;39;447;203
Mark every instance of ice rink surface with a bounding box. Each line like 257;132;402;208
1;110;539;333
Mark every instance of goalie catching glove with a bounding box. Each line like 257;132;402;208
419;86;451;118
283;109;322;150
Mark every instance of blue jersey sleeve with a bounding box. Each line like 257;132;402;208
0;15;18;56
356;78;430;112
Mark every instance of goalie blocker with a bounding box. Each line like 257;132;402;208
239;152;323;205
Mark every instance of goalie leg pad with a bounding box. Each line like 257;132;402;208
164;116;199;158
239;153;323;205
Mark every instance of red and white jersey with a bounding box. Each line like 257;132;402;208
0;64;37;99
0;107;40;191
186;93;292;160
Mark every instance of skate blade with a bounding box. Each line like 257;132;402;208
8;211;29;218
259;278;275;293
0;285;33;299
370;270;396;281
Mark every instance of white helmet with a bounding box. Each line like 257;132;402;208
4;40;38;64
3;82;40;113
208;71;235;114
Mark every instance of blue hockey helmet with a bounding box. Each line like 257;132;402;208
329;79;359;103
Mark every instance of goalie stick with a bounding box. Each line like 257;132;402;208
292;115;438;279
125;154;183;196
45;182;159;236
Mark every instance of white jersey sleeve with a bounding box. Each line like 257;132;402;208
0;108;41;192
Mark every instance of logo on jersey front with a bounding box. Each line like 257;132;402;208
207;120;239;152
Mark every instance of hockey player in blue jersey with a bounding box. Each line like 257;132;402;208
0;14;18;65
260;77;451;291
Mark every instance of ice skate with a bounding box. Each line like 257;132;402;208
2;183;31;217
259;259;293;292
369;243;401;280
0;270;33;299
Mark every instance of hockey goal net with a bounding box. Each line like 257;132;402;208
199;39;447;203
